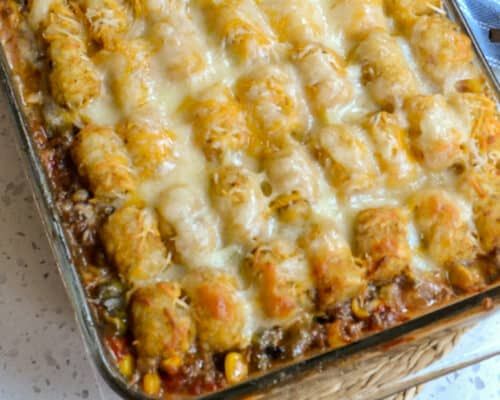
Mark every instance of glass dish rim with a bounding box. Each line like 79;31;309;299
0;0;498;398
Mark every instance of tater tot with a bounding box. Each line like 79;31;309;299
29;0;58;29
185;270;247;351
199;0;278;64
413;190;482;290
294;44;353;123
331;0;387;42
450;93;500;161
133;0;206;80
108;39;155;114
263;144;319;201
355;207;411;283
311;124;379;195
474;197;500;257
117;108;176;178
460;163;499;203
211;165;271;246
365;112;417;186
410;15;475;88
460;165;500;255
236;65;306;146
186;84;252;163
149;15;206;81
405;95;468;171
355;29;418;110
130;282;194;371
83;0;130;48
247;240;313;319
300;221;365;310
384;0;442;33
71;125;137;203
264;144;319;223
157;185;219;265
101;205;170;285
130;0;186;19
42;1;101;110
413;190;478;265
257;0;325;46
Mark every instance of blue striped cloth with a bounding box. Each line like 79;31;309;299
455;0;500;71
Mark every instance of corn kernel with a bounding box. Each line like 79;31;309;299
448;264;480;291
160;355;182;375
142;372;161;396
117;354;134;379
351;298;370;320
224;352;248;384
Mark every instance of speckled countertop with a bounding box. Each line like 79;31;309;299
0;88;499;400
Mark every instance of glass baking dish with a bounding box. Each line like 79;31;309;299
0;1;498;399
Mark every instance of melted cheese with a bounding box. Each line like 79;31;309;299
22;0;499;342
329;0;388;45
148;15;207;81
312;124;380;195
406;95;470;171
264;145;320;200
157;184;221;265
28;0;58;29
257;0;327;46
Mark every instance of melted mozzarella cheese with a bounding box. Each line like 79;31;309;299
157;184;221;265
28;0;58;29
29;0;493;340
264;146;320;200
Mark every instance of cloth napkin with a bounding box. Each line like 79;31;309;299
455;0;500;70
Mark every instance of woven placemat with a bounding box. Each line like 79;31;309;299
259;326;468;400
383;327;466;400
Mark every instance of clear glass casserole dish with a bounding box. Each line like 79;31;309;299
0;0;499;399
